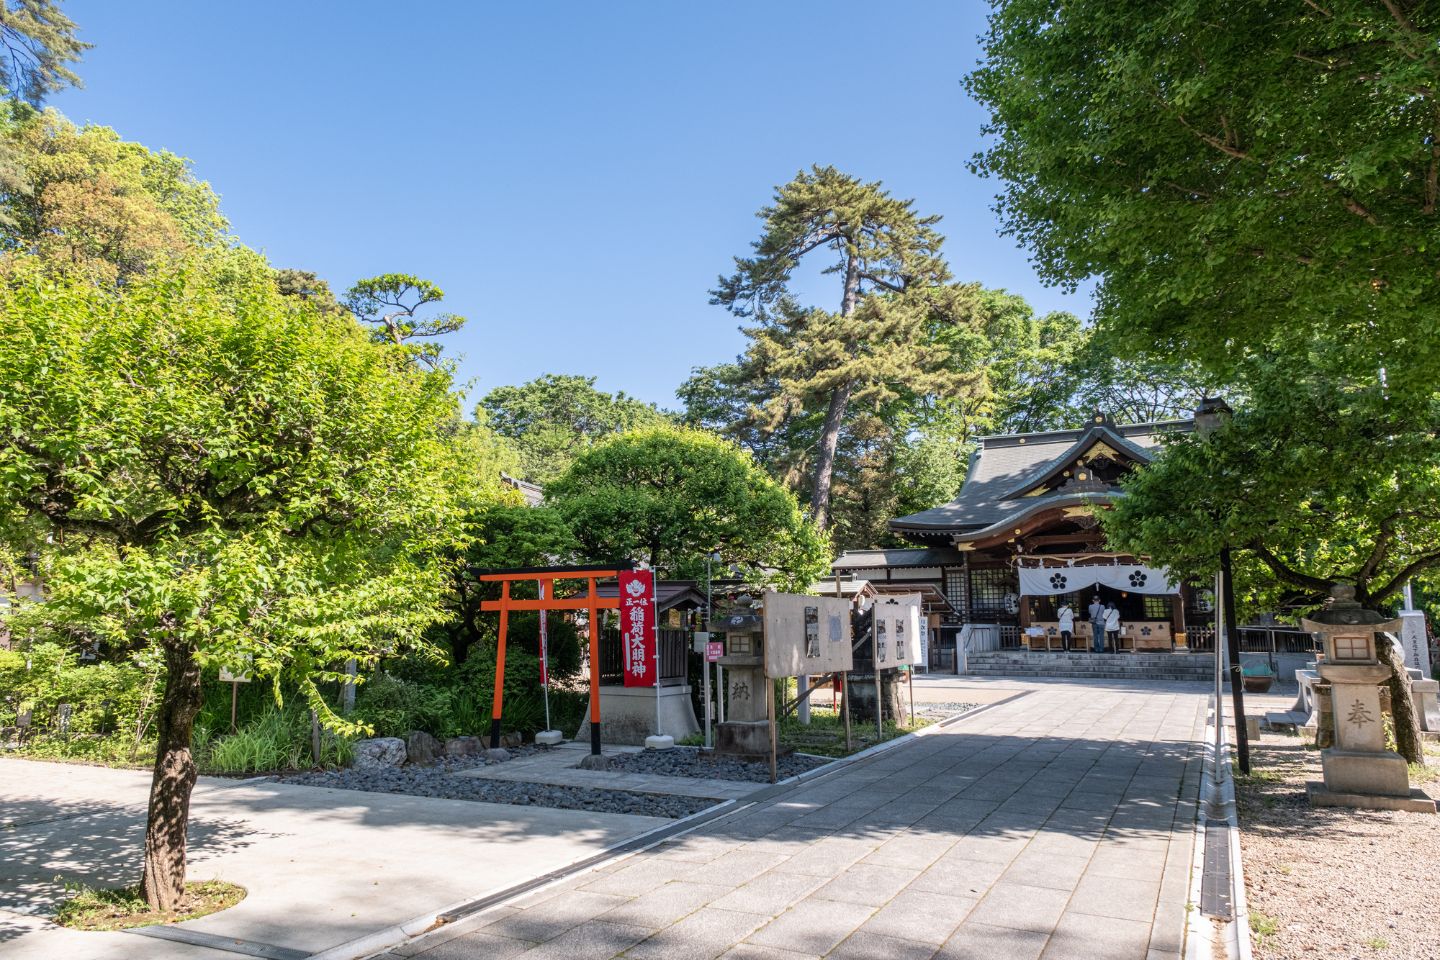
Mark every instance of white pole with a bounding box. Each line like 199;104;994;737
1213;569;1225;785
653;575;662;738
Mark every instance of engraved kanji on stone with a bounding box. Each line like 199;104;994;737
1346;699;1375;725
731;679;751;701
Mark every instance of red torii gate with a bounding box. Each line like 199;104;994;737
473;563;633;757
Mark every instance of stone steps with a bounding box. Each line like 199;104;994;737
964;650;1214;682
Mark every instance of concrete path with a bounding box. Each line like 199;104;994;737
0;759;668;960
391;681;1207;960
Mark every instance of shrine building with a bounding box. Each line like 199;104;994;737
831;410;1218;671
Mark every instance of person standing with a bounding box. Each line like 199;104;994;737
1105;601;1122;653
1088;595;1107;653
1057;600;1075;651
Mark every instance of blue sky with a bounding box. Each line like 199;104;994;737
53;1;1092;410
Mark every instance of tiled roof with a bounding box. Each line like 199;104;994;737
890;419;1192;537
831;547;967;570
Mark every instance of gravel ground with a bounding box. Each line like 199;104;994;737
912;701;980;722
278;757;715;819
1236;731;1440;960
604;746;830;782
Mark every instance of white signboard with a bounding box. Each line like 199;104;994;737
872;596;923;669
762;592;854;678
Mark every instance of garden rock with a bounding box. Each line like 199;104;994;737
405;730;441;766
500;732;524;749
444;736;481;758
353;737;406;769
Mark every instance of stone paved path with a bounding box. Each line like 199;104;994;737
389;682;1207;960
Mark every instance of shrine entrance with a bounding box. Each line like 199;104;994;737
470;563;633;757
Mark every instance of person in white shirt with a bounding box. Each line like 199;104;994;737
1057;601;1075;651
1104;601;1122;652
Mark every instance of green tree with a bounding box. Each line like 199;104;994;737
480;373;671;484
0;250;487;910
344;273;465;371
966;0;1440;392
1105;364;1440;612
442;503;578;664
545;426;829;588
0;105;226;280
1;0;88;105
712;165;980;531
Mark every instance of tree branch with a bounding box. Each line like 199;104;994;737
1248;542;1335;594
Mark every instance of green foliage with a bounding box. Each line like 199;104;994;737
343;273;465;371
0;104;227;281
0;642;157;740
198;704;351;773
546;426;829;587
711;165;984;531
967;0;1440;395
0;0;88;105
479;374;671;484
0;248;489;735
54;880;245;931
1105;359;1440;612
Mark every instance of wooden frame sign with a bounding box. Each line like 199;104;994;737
762;592;854;678
872;596;923;670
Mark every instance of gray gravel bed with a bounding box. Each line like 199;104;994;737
278;759;715;819
913;701;981;721
605;746;830;782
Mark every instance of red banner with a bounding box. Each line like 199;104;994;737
619;569;656;687
537;581;548;686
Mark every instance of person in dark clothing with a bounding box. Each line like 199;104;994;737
1088;596;1107;653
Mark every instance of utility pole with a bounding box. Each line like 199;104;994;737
1221;546;1250;774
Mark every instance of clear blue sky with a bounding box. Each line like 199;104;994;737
52;1;1092;410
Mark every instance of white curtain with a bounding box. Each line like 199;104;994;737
1017;563;1177;596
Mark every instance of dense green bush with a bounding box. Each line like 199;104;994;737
196;704;351;774
0;642;158;742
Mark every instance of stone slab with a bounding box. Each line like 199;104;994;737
1307;782;1437;813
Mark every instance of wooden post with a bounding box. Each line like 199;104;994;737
588;577;603;756
767;673;777;784
490;580;511;749
229;682;239;734
873;625;883;743
908;666;915;727
842;672;852;752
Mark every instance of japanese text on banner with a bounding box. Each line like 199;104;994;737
619;569;657;687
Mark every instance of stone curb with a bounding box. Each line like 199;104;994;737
1185;694;1252;960
320;693;1031;960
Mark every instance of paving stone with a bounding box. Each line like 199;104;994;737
693;849;791;886
410;931;534;960
828;930;940;960
719;942;821;960
745;896;873;955
578;858;695;896
999;850;1089;891
858;888;975;944
511;919;649;959
707;869;826;916
1041;911;1152;959
963;881;1071;933
908;854;1009;897
1067;874;1161;923
1085;845;1168;882
811;862;917;907
862;832;955;869
934;920;1050;960
598;880;731;929
622;906;770;960
486;891;634;943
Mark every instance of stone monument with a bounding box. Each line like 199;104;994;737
1302;585;1436;813
710;595;771;757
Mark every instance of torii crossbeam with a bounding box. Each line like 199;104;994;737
473;563;633;756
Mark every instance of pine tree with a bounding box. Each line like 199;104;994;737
712;165;977;531
1;0;88;105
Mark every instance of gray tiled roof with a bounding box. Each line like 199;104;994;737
890;419;1192;536
831;547;967;570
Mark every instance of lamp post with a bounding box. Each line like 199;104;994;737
704;551;721;748
1195;397;1249;774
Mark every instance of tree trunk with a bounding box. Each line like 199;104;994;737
1379;633;1424;764
810;380;853;531
140;643;204;912
809;252;863;532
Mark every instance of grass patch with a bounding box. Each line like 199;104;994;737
1250;911;1280;946
778;704;931;758
54;880;245;931
1235;765;1285;784
1364;935;1390;951
1408;761;1438;783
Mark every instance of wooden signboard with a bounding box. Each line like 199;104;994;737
871;596;923;669
762;592;854;678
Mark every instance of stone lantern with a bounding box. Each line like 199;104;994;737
1302;584;1433;811
708;594;769;757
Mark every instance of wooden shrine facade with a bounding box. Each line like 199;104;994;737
831;411;1218;653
